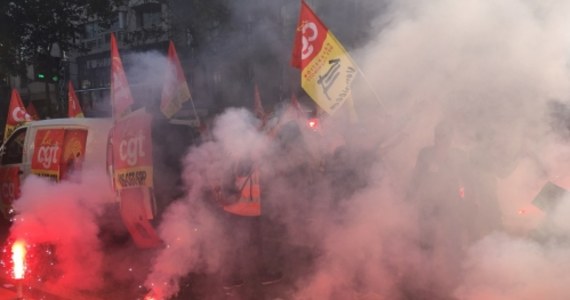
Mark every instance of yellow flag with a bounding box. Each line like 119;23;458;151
291;0;358;115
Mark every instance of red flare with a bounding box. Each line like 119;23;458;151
11;240;26;280
307;118;319;130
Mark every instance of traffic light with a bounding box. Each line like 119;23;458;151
34;55;60;82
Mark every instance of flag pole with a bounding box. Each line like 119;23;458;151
188;93;200;125
353;62;385;110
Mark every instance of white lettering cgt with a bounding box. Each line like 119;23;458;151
12;107;32;123
301;22;318;61
119;131;145;166
37;143;61;169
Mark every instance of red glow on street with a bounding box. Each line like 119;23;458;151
11;240;26;280
144;294;158;300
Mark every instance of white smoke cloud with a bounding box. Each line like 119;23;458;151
142;1;570;298
346;0;570;298
124;51;171;110
8;0;567;299
456;194;570;300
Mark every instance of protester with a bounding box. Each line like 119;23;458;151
407;120;471;298
260;121;325;281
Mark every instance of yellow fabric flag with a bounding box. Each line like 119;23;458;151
291;0;358;115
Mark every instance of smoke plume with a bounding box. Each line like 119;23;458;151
145;0;570;299
10;0;570;299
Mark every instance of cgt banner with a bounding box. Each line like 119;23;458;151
291;0;358;115
60;129;88;180
31;128;88;181
31;129;66;180
111;109;153;190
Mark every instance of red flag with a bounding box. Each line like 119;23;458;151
161;41;191;118
253;84;267;125
119;187;162;248
290;0;358;114
110;33;134;120
26;102;40;120
4;89;32;142
291;0;328;70
111;109;154;190
68;81;84;118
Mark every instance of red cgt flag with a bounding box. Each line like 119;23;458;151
4;89;32;142
161;41;191;118
68;81;84;118
119;187;162;248
110;33;134;120
291;0;328;70
26;102;40;121
290;0;358;115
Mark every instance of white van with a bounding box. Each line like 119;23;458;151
0;118;113;215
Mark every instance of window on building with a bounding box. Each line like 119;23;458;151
85;22;100;39
138;10;161;29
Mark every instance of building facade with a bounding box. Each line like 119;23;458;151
71;0;170;117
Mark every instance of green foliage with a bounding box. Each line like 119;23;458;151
0;0;124;77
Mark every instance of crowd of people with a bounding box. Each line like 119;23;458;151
157;109;512;299
406;121;508;298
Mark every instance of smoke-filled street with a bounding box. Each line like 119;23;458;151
2;0;570;300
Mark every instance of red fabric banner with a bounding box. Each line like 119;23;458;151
110;33;134;120
67;81;85;118
111;109;153;189
60;129;88;180
119;187;162;248
4;89;33;141
290;0;329;70
31;129;65;180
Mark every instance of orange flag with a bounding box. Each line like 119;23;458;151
26;102;40;120
291;0;357;115
68;81;84;118
161;41;191;118
253;84;267;126
4;89;33;142
110;33;134;120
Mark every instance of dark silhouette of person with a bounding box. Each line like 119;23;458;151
407;121;471;299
